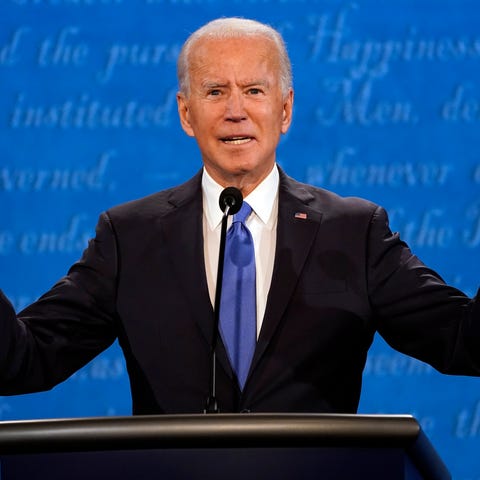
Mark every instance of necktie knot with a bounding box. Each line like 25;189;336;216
233;201;252;225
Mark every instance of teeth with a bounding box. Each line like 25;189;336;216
222;137;251;145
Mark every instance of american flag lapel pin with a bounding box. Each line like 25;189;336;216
294;212;308;220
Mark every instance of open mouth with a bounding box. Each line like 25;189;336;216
220;136;254;145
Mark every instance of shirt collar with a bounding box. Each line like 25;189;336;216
202;165;279;230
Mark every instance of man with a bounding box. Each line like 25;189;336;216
0;18;479;414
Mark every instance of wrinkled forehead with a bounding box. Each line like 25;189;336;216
188;35;280;66
188;36;281;79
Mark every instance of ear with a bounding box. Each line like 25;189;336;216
177;92;195;137
280;88;294;134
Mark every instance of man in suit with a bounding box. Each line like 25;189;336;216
0;18;479;414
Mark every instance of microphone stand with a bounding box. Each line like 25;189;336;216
204;206;230;414
204;187;242;414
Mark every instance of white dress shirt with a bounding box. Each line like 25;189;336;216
202;165;279;338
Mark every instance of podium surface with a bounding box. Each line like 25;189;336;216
0;414;450;479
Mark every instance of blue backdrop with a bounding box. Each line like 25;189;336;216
1;1;479;478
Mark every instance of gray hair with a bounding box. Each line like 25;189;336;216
177;17;293;97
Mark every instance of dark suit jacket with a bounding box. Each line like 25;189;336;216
1;168;479;414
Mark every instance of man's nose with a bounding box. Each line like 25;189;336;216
225;91;247;121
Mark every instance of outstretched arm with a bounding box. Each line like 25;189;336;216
0;212;119;395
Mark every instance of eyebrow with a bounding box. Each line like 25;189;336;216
244;80;270;88
202;81;228;89
201;80;270;89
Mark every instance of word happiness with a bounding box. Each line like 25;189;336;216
308;4;480;77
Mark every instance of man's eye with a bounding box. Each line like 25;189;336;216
248;88;262;95
208;89;222;96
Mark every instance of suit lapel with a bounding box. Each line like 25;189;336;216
160;171;234;380
249;171;323;374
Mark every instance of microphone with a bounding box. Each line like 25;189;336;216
205;187;243;414
219;186;243;215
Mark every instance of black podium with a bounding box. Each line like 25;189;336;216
0;414;450;479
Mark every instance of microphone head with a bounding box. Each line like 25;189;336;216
219;187;243;215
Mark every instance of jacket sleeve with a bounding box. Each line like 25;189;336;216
367;206;480;375
0;212;118;395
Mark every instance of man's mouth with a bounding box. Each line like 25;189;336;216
220;136;254;145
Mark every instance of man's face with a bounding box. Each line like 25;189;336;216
177;35;293;194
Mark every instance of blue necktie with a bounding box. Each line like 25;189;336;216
219;201;256;390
